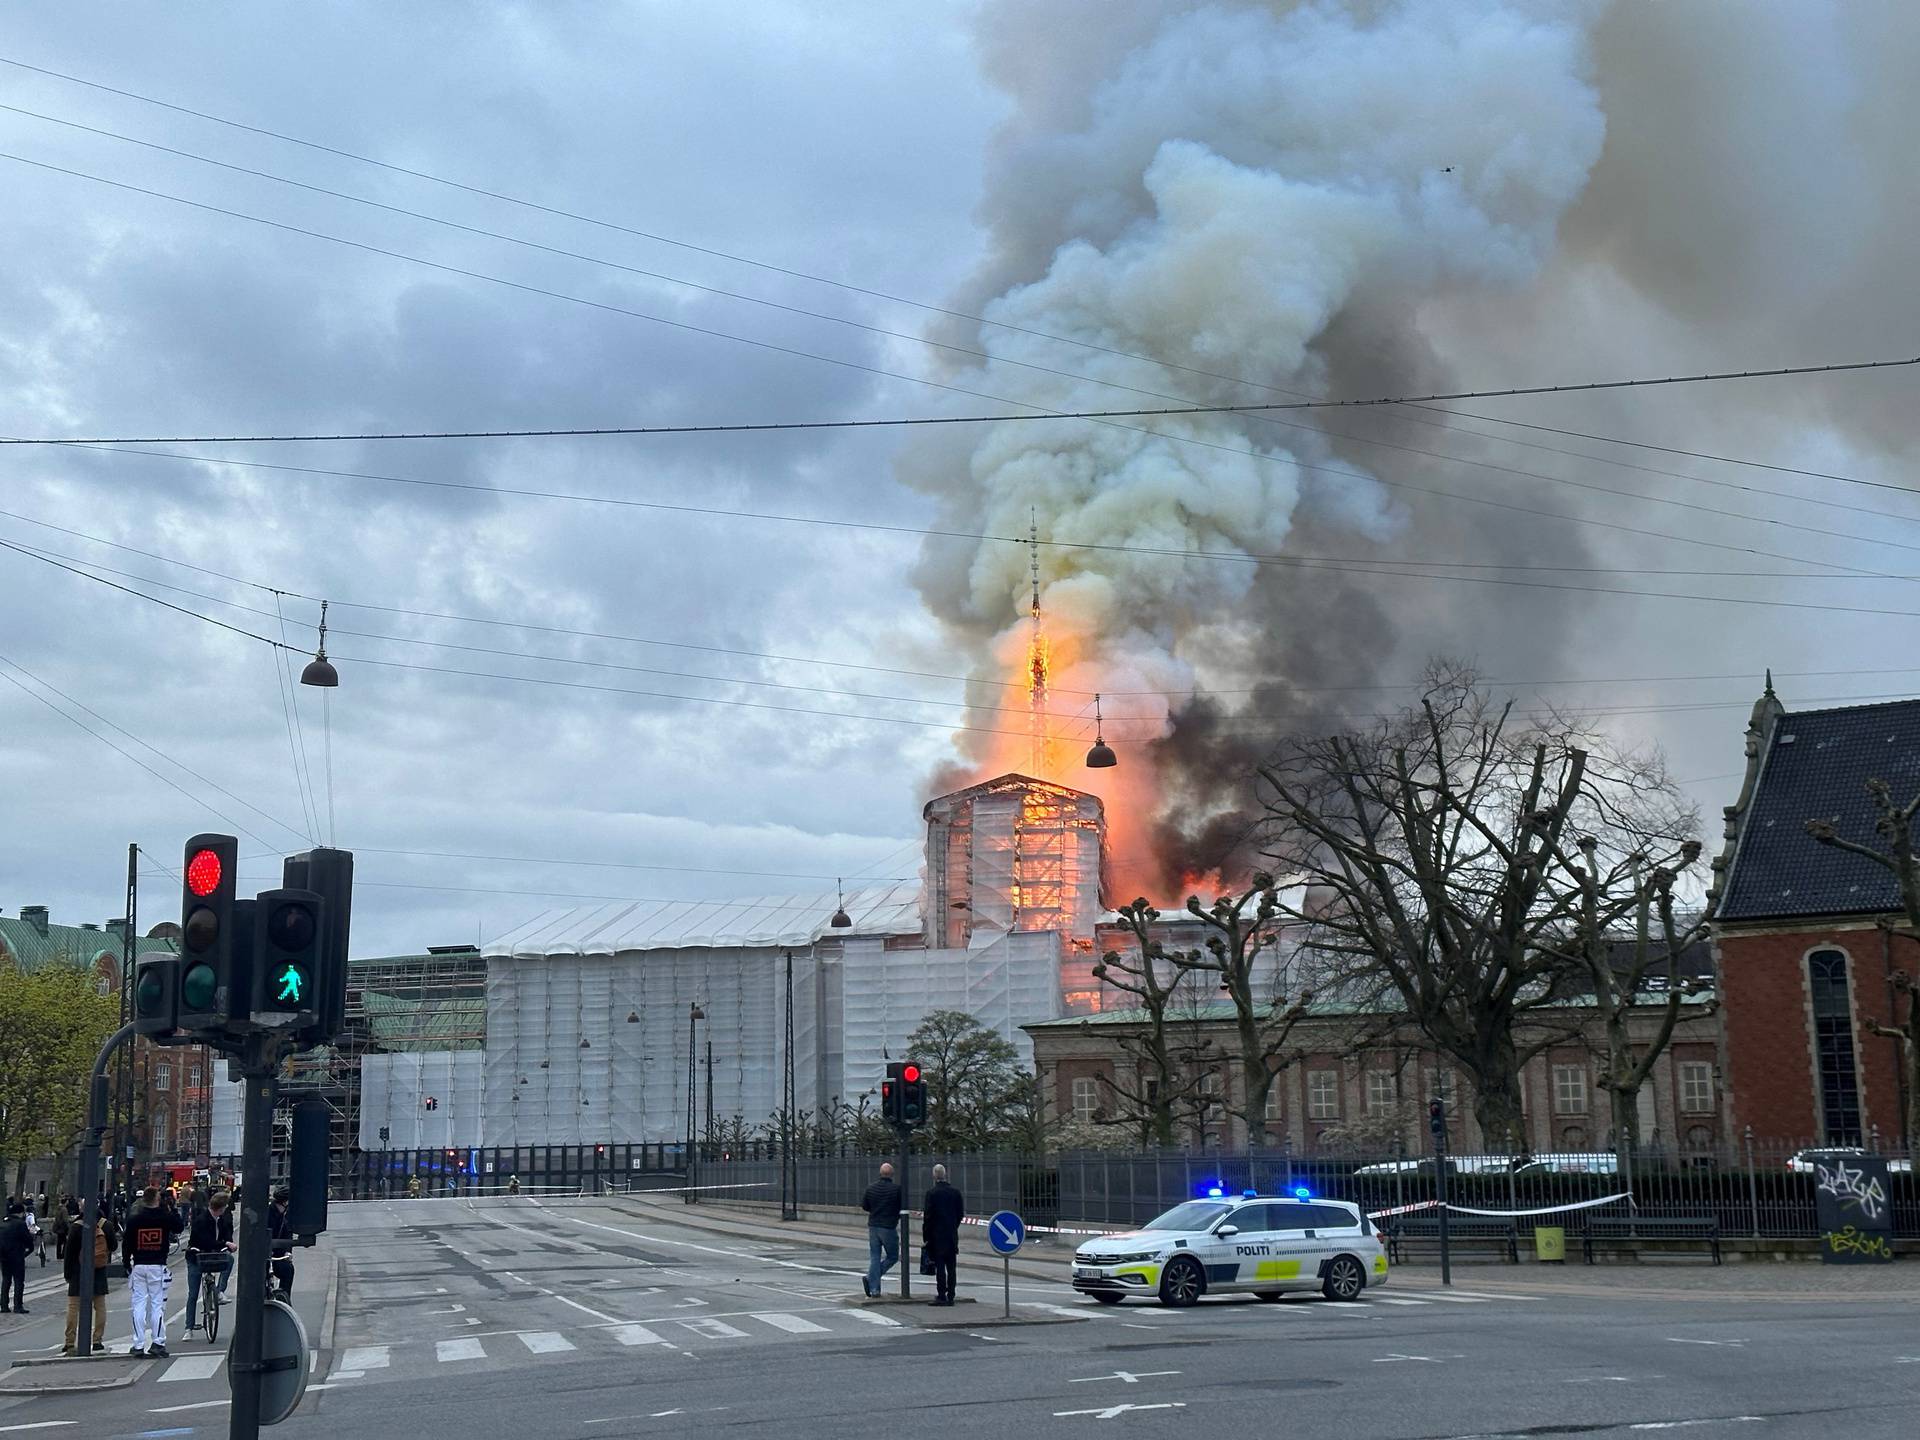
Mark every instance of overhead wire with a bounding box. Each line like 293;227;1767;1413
8;98;1918;544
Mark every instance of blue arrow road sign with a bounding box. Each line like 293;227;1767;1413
987;1210;1025;1255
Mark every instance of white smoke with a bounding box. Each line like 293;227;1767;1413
908;0;1611;871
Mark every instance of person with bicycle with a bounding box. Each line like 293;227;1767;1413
183;1191;234;1337
267;1188;295;1299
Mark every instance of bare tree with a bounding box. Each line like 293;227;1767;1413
1168;877;1314;1146
1808;780;1920;1146
1087;900;1216;1146
1258;669;1591;1151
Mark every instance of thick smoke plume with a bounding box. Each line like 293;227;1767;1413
906;0;1920;898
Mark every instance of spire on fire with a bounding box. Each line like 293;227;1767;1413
1028;509;1053;778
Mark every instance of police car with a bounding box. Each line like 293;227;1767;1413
1071;1189;1388;1307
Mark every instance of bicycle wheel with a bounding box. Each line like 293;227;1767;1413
204;1281;221;1345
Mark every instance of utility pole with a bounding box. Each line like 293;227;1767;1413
109;844;138;1210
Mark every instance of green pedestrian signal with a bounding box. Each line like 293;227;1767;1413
276;964;308;1005
254;891;322;1016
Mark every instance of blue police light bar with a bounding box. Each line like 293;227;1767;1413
1293;1185;1312;1199
1205;1185;1224;1198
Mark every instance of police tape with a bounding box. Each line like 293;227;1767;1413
1369;1192;1633;1220
956;1215;1116;1238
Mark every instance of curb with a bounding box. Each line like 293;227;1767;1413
0;1356;155;1395
317;1246;340;1353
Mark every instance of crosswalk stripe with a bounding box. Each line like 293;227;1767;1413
1368;1297;1432;1306
436;1338;487;1362
752;1313;830;1334
1407;1293;1490;1304
678;1318;749;1340
845;1310;902;1327
1426;1289;1539;1301
518;1331;576;1354
610;1324;669;1347
338;1346;391;1370
158;1354;224;1383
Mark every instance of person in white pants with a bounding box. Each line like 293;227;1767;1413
122;1187;184;1357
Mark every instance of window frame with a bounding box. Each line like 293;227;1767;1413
1070;1075;1101;1125
1306;1069;1339;1121
1551;1064;1589;1116
1677;1061;1715;1115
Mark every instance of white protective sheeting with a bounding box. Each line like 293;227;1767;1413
208;1076;245;1156
484;880;921;957
359;1052;486;1149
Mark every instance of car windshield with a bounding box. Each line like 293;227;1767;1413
1141;1201;1232;1233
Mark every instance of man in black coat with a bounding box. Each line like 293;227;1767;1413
922;1165;965;1306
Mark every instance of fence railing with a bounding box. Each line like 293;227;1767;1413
207;1136;1915;1239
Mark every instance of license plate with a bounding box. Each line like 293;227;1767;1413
1073;1266;1101;1278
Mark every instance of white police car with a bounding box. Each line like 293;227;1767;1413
1071;1189;1388;1307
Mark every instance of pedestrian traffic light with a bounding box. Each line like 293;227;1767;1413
899;1065;927;1128
176;834;239;1032
282;848;353;1047
252;887;322;1021
133;955;181;1038
1428;1097;1446;1139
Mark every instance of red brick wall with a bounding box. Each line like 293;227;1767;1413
1718;927;1909;1145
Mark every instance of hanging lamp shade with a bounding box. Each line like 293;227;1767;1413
1085;692;1118;768
300;598;340;687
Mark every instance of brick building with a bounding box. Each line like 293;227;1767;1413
1709;683;1919;1147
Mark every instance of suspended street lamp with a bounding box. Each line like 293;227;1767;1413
1085;693;1117;768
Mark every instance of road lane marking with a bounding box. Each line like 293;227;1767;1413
845;1310;902;1327
1068;1370;1179;1385
158;1354;225;1383
339;1346;391;1371
611;1324;670;1346
1408;1293;1489;1304
1627;1421;1763;1432
752;1313;830;1334
1367;1297;1431;1306
519;1331;576;1354
436;1337;487;1362
0;1424;78;1433
678;1318;749;1340
1666;1338;1748;1348
146;1400;230;1414
1055;1403;1186;1419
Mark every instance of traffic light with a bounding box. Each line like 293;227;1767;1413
282;848;353;1046
177;834;239;1031
424;1097;438;1111
1428;1097;1447;1141
899;1064;927;1129
133;955;181;1038
253;887;322;1020
287;1099;330;1236
883;1061;904;1125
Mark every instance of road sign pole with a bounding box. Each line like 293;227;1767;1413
1003;1255;1010;1319
229;1035;281;1440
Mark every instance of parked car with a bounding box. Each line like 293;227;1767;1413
1785;1147;1912;1175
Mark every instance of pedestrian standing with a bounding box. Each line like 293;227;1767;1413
61;1213;117;1355
922;1164;965;1306
52;1198;71;1263
859;1161;902;1298
123;1185;184;1356
0;1201;30;1313
267;1188;296;1298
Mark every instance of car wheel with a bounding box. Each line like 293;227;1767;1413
1158;1257;1204;1308
1091;1292;1125;1306
1321;1255;1365;1301
1254;1290;1286;1302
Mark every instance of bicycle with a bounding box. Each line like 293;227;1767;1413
193;1255;232;1344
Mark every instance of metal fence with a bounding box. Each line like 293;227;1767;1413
208;1135;1915;1239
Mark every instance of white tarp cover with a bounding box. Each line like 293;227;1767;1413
483;880;922;958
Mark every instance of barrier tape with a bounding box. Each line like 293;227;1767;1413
1371;1192;1634;1221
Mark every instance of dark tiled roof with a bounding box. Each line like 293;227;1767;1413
1718;698;1920;922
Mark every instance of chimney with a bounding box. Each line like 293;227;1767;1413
20;905;49;935
105;918;129;940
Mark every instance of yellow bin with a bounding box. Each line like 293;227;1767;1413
1533;1225;1566;1263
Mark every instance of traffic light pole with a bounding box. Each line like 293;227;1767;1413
1433;1081;1453;1289
229;1033;285;1440
895;1123;911;1300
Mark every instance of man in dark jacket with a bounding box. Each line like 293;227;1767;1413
922;1165;965;1305
267;1189;295;1298
0;1201;30;1313
183;1191;235;1334
123;1186;184;1356
61;1213;118;1354
859;1162;902;1298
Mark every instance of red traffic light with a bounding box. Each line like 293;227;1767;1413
186;847;224;897
903;1064;921;1083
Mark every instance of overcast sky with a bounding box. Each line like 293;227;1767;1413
4;2;1919;956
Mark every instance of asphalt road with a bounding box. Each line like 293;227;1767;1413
3;1195;1916;1439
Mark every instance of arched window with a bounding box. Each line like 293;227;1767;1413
1807;949;1863;1144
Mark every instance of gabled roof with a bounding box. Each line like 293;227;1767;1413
922;772;1097;818
0;914;176;974
1718;695;1920;923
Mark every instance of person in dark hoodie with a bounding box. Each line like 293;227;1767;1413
183;1191;235;1335
122;1186;184;1357
61;1211;118;1354
0;1201;30;1313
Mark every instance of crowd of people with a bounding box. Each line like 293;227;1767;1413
0;1175;291;1357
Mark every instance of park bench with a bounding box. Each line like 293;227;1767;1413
1384;1216;1519;1264
1580;1212;1721;1265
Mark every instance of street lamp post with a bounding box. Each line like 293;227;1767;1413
685;1002;705;1204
